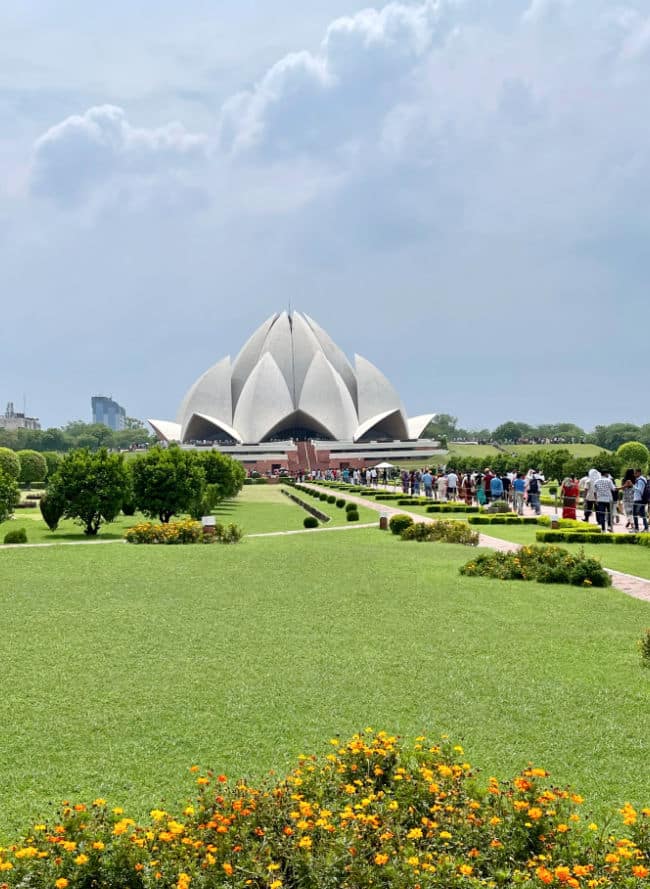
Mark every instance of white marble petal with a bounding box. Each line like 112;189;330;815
355;354;405;424
233;351;295;443
231;312;278;410
303;312;357;407
354;409;408;442
148;419;182;442
298;351;358;440
407;413;436;441
181;412;243;444
176;356;232;427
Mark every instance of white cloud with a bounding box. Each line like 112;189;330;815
30;104;208;205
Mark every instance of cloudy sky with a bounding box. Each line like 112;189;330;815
1;0;649;431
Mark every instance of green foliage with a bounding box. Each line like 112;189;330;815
3;527;27;544
0;447;21;481
198;451;246;500
639;628;650;667
345;502;358;512
0;468;20;523
336;498;346;508
327;494;336;503
39;489;65;531
346;509;360;521
213;522;243;544
492;420;533;442
43;452;60;477
125;519;203;544
461;544;611;587
616;440;650;473
303;515;319;528
53;448;130;536
17;449;47;485
132;447;205;523
401;520;479;545
389;513;414;535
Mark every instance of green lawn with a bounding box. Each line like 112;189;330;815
0;529;648;837
0;486;378;545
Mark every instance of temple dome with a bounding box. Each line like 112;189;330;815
149;311;433;444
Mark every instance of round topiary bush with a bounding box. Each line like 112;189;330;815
327;495;336;504
0;447;20;482
346;509;359;522
4;527;27;544
345;502;358;512
389;513;414;535
336;498;346;508
17;450;47;486
617;440;650;474
319;493;328;501
303;516;319;528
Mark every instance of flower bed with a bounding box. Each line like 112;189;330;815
1;730;647;889
125;520;203;544
402;521;479;546
460;544;611;587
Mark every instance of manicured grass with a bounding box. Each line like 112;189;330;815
0;487;377;545
0;530;648;837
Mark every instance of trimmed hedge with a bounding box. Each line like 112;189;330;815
335;498;346;508
4;527;27;544
346;509;360;522
344;502;358;513
537;530;649;545
303;516;319;529
389;513;414;535
401;521;479;545
469;515;540;526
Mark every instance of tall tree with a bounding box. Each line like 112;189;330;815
131;446;205;523
53;448;130;535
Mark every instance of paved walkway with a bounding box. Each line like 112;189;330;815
302;483;650;604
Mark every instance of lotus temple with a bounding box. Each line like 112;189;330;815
149;311;438;474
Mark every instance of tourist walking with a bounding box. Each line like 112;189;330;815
446;470;458;500
526;470;542;516
513;472;526;515
633;469;649;533
593;471;616;532
583;469;599;523
422;469;433;499
560;475;579;520
621;469;636;529
437;473;448;501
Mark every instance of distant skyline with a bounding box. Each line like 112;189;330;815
1;0;649;430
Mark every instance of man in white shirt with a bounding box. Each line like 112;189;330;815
633;469;649;533
593;471;616;532
446;470;458;501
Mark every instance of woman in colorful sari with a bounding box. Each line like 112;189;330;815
561;475;579;519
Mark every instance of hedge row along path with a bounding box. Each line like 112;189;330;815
303;483;650;605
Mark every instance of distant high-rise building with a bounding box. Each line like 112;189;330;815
92;395;126;431
0;401;41;431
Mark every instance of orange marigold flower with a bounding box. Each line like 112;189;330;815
555;865;571;882
55;881;69;889
222;863;233;876
536;866;553;884
632;865;650;879
374;853;389;866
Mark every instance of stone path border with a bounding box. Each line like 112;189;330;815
303;483;650;604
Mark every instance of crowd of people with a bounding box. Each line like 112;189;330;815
297;464;650;533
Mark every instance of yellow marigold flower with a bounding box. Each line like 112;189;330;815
407;856;419;866
92;842;105;850
270;881;283;889
588;822;598;831
554;865;571;882
222;862;233;876
297;836;312;849
112;807;123;815
0;861;14;871
374;853;389;865
92;798;107;807
34;824;46;831
55;880;69;889
439;831;452;839
267;863;280;871
75;854;88;865
15;847;39;859
528;807;543;820
406;828;423;839
183;806;194;816
556;823;569;833
62;842;77;852
176;873;191;889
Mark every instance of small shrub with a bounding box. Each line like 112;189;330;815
460;544;611;587
327;494;336;504
389;513;414;535
39;490;65;531
122;500;136;516
346;509;360;522
303;516;319;529
345;502;358;513
319;493;328;501
3;527;27;544
336;498;346;508
639;628;650;667
401;521;479;546
214;522;243;544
